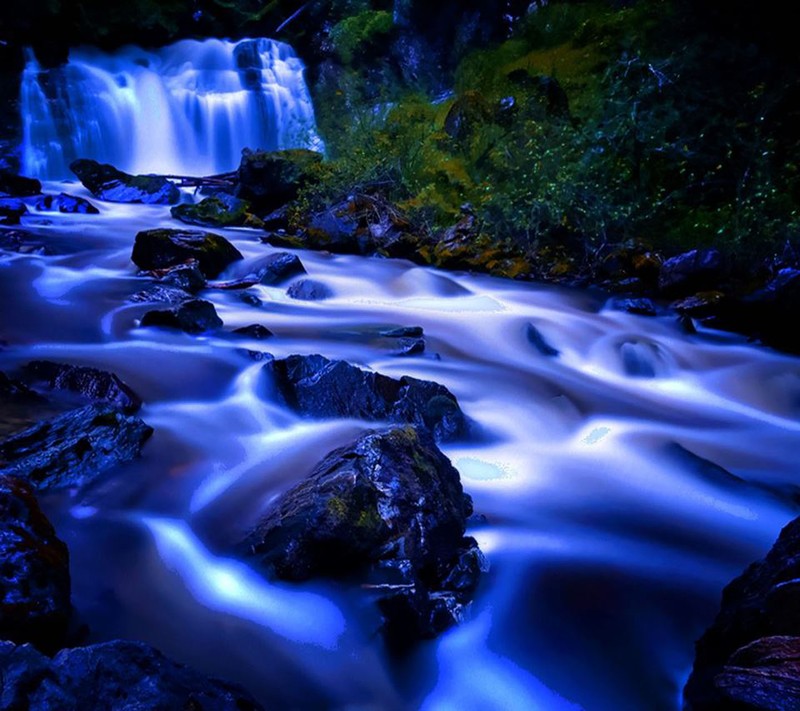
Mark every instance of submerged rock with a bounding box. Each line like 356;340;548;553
0;476;71;652
22;360;142;413
34;193;99;214
132;228;242;279
244;426;485;646
684;516;800;710
286;279;333;301
171;193;263;229
0;404;153;491
70;159;180;205
0;640;263;710
140;299;223;334
0;229;53;256
236;148;322;213
393;337;426;357
263;354;469;442
209;252;306;290
0;171;41;198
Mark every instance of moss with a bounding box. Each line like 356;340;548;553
330;10;395;65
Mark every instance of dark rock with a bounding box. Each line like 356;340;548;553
619;297;657;316
304;204;370;255
0;476;71;652
382;326;424;338
140;299;222;334
22;360;142;413
672;291;727;319
263;354;469;442
394;337;426;357
0;197;27;225
244;426;485;645
685;516;800;710
0;404;153;491
159;263;207;294
0;372;51;440
128;284;192;305
34;193;99;214
736;268;800;353
210;252;305;290
171;193;263;229
0;171;41;198
286;279;333;301
525;323;559;357
658;248;724;296
240;291;262;307
236;148;322;213
131;228;242;279
70;159;180;205
0;229;52;255
232;324;273;339
0;639;263;710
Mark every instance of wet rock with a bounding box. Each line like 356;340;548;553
128;284;192;305
381;326;424;338
0;229;52;256
0;372;52;439
0;639;263;710
244;426;485;646
618;297;657;316
0;171;41;198
236;148;322;213
34;193;99;214
22;360;142;413
0;197;27;225
210;252;305;289
240;291;262;307
263;354;469;442
70;159;180;205
672;291;727;319
393;337;426;357
286;279;333;301
159;263;207;294
658;248;724;297
0;476;71;652
525;323;559;357
304;203;371;255
232;324;273;339
0;404;153;491
685;516;800;710
171;193;263;229
737;268;800;353
132;228;242;279
140;299;222;334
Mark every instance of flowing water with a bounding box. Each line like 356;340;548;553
2;187;799;709
20;38;321;179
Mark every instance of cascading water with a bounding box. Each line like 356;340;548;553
20;38;322;179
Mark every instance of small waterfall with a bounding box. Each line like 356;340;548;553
20;38;323;180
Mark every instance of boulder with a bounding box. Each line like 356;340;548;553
128;284;192;305
158;263;207;294
393;337;425;357
209;252;305;290
263;354;469;442
0;476;71;653
34;193;99;214
658;248;724;296
244;426;485;646
236;149;322;213
171;193;263;229
0;198;27;225
22;361;142;413
286;279;333;301
232;324;273;340
0;171;41;198
70;159;180;205
0;640;263;710
685;516;800;710
131;229;242;279
0;404;153;491
140;299;222;334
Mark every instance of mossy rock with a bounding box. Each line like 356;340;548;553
171;194;263;229
236;149;323;214
131;228;243;278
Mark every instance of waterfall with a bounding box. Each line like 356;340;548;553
20;38;323;180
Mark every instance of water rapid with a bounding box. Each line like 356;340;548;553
20;38;322;179
2;187;799;709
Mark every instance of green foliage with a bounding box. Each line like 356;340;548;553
330;10;394;64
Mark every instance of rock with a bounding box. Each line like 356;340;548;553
0;640;263;710
128;284;192;305
263;354;469;441
286;279;333;301
684;516;800;710
131;228;242;279
34;193;99;214
525;323;559;357
0;404;153;491
158;263;207;294
232;324;273;339
381;326;424;338
0;476;71;652
658;248;724;296
171;193;263;228
244;426;485;646
304;203;373;255
393;337;425;357
737;268;800;353
0;198;27;225
22;361;142;413
0;229;52;256
0;372;51;440
209;252;305;289
0;171;41;198
444;91;493;142
618;297;657;316
672;291;726;319
240;292;262;307
70;159;180;205
140;299;222;334
236;148;322;213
